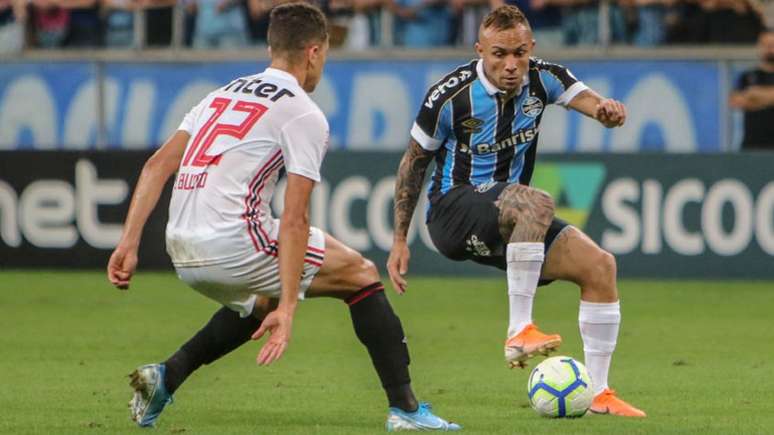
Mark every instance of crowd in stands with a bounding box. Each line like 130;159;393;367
0;0;771;51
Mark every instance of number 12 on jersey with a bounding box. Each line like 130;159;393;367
182;97;268;168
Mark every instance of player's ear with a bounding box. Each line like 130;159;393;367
307;44;320;64
475;41;483;57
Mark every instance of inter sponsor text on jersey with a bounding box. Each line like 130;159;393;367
165;68;329;267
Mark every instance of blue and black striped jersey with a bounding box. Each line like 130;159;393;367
410;58;588;203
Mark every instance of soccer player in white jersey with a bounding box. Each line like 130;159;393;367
388;5;645;417
106;3;459;431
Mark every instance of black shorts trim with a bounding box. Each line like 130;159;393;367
427;183;570;286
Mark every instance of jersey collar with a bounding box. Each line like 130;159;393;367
476;59;530;96
263;67;301;86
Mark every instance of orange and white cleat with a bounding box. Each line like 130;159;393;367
590;388;646;417
504;323;562;369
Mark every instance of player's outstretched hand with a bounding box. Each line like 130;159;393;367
387;240;410;294
107;243;138;290
251;308;293;366
595;99;626;128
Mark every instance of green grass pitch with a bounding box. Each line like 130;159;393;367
1;271;773;434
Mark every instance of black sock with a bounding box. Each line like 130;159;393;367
347;283;418;412
163;306;261;394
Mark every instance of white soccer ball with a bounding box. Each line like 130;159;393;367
527;356;593;418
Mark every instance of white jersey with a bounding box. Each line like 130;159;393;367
166;67;329;268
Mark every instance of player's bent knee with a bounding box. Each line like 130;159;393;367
335;252;380;293
600;250;617;278
353;256;380;288
580;249;618;297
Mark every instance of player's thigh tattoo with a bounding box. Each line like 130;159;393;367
495;184;555;243
543;226;577;272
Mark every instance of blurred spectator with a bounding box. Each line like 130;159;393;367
540;0;628;45
101;0;181;48
729;29;774;150
0;0;26;53
60;0;102;46
620;0;670;46
702;0;763;43
246;0;272;43
327;0;385;49
392;0;453;47
143;0;176;46
668;0;763;43
362;0;388;46
102;0;137;47
749;0;773;27
497;0;563;47
182;0;195;45
452;0;491;46
664;0;701;42
246;0;300;44
190;0;249;47
29;0;70;47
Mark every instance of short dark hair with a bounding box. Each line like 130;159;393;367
268;2;328;54
481;5;531;32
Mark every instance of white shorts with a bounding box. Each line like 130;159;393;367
174;226;326;317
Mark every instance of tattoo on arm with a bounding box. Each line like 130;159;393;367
393;139;434;240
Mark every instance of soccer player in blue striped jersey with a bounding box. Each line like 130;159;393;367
388;5;646;418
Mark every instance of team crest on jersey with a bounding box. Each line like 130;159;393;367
521;96;544;118
460;117;484;133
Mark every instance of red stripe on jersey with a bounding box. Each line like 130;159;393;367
246;150;283;225
242;149;325;268
252;160;284;248
244;149;283;252
256;243;325;267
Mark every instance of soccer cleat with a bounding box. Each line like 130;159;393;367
589;388;646;417
128;363;173;427
504;323;562;369
386;402;461;431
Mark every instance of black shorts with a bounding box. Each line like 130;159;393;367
427;182;570;286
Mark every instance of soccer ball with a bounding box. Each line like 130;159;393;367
527;356;593;418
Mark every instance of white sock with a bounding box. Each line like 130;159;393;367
506;242;544;337
578;300;620;395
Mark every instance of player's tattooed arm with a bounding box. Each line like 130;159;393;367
393;138;434;240
496;184;555;243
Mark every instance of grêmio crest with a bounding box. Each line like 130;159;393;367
521;96;544;118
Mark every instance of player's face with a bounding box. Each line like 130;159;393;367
476;24;534;92
759;32;774;64
303;38;329;93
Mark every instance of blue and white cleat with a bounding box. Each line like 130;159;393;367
128;363;173;427
386;402;461;431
